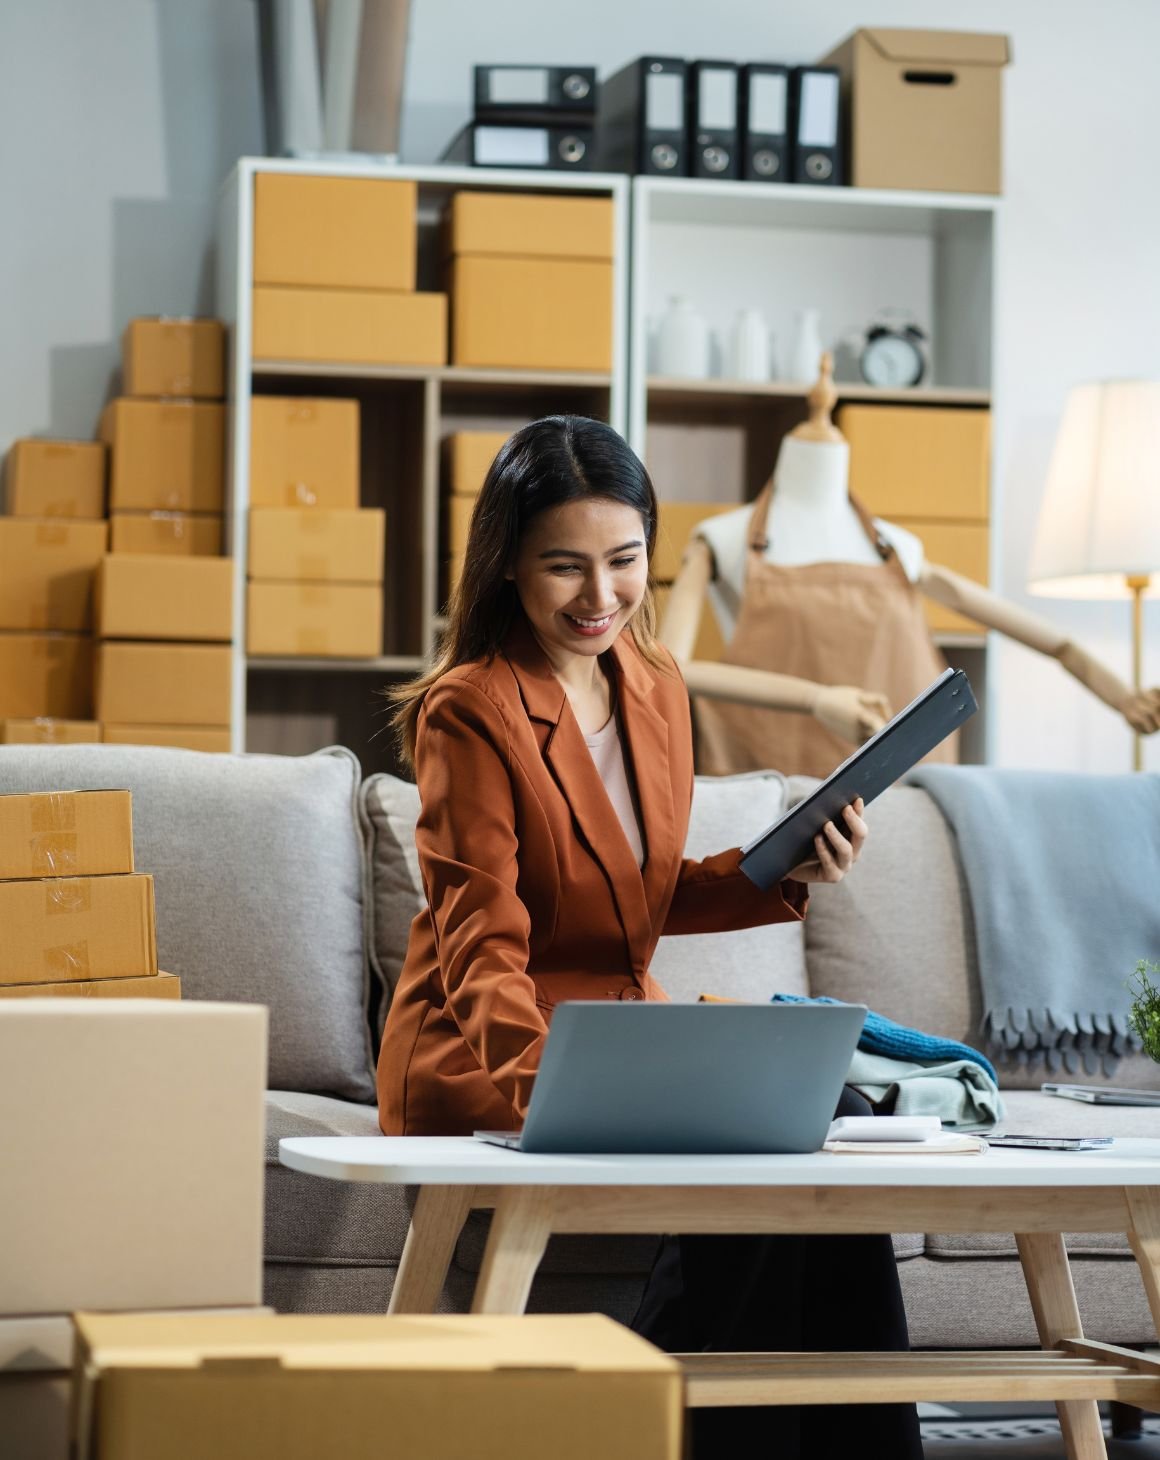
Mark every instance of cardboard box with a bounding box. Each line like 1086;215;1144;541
123;318;225;399
446;431;508;495
0;789;134;881
820;28;1010;194
102;725;231;753
101;399;225;513
96;642;232;726
0;1001;266;1312
0;970;179;1001
6;439;106;519
446;495;474;557
72;1312;682;1460
252;286;448;368
654;585;726;663
447;192;614;260
2;718;100;745
839;405;990;522
246;582;382;658
253;173;417;291
653;502;736;582
96;555;234;643
0;519;108;631
248;508;385;582
0;633;93;720
450;257;612;371
110;511;224;556
0;872;155;986
249;397;360;510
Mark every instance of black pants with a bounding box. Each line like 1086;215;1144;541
630;1087;924;1460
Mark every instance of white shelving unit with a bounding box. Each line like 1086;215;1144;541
216;159;631;768
629;175;1001;763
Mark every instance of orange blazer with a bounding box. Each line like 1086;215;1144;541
377;615;808;1137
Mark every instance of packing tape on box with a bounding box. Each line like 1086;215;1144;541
29;793;77;834
29;794;79;875
44;878;91;916
34;522;69;546
288;402;319;423
44;940;92;980
161;486;183;509
289;481;319;507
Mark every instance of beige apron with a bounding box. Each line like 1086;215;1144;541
694;481;956;778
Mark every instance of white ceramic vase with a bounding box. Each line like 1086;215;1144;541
728;308;772;381
787;306;824;383
656;296;710;379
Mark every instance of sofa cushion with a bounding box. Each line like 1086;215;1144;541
265;1091;410;1264
363;769;810;1016
0;745;375;1101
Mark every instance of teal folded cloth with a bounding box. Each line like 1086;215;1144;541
846;1048;1004;1132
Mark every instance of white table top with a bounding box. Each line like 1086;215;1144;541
279;1136;1160;1188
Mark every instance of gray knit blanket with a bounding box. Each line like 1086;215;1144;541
907;766;1160;1074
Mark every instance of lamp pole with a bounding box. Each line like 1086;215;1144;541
1128;574;1149;772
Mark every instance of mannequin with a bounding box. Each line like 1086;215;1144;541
660;354;1160;774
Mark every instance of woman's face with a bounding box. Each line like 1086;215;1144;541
508;496;650;668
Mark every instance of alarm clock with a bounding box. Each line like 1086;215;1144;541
859;321;927;388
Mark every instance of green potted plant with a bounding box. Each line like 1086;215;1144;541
1128;960;1160;1062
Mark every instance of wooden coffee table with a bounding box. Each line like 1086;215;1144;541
279;1135;1160;1460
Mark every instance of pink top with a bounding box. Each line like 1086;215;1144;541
583;713;646;868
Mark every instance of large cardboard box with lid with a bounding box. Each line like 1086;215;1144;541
71;1312;681;1460
253;173;417;291
110;511;223;557
102;724;230;752
0;1001;266;1314
446;430;508;496
248;508;384;582
0;633;93;720
1;717;100;745
0;872;155;986
838;405;990;521
96;642;232;726
249;397;360;509
252;286;447;367
247;582;382;657
101;400;225;513
819;28;1010;194
0;518;108;631
0;788;133;880
95;555;234;643
6;439;106;519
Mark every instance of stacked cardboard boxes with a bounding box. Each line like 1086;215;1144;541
442;430;507;599
1;437;108;738
251;175;447;366
0;788;174;1001
109;317;227;557
247;396;384;657
94;555;233;750
651;501;735;662
446;192;614;372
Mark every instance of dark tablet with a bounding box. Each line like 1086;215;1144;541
739;668;977;889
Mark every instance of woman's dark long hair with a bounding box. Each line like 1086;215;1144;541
390;415;669;767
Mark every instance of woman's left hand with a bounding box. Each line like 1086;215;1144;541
787;798;867;885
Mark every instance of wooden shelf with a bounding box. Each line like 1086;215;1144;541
253;361;613;390
247;655;424;673
647;377;990;407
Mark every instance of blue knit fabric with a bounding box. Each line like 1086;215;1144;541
771;992;998;1083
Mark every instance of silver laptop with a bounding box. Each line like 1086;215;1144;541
475;1001;866;1155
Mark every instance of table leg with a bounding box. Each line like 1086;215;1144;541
470;1186;556;1315
1016;1232;1107;1460
388;1184;474;1314
1126;1189;1160;1329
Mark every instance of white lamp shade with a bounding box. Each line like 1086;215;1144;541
1029;380;1160;599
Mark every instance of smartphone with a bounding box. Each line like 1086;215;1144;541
988;1134;1114;1152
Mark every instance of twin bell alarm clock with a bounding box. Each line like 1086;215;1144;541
859;316;928;388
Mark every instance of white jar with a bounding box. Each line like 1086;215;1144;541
656;296;710;379
786;306;824;383
728;308;771;381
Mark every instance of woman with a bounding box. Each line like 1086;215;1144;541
378;415;922;1459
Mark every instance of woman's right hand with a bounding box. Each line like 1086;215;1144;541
813;685;892;743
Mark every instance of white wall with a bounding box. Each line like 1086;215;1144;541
5;0;1159;771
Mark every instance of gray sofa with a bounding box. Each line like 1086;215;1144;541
2;744;1158;1350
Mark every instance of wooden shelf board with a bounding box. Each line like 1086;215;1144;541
247;655;424;673
252;361;613;390
647;377;990;407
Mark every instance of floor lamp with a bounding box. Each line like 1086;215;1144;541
1028;380;1160;771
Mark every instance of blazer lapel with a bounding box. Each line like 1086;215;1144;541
609;635;676;922
504;619;660;967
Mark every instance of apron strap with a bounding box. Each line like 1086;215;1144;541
849;493;911;583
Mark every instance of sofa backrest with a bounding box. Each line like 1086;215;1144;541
0;745;376;1102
